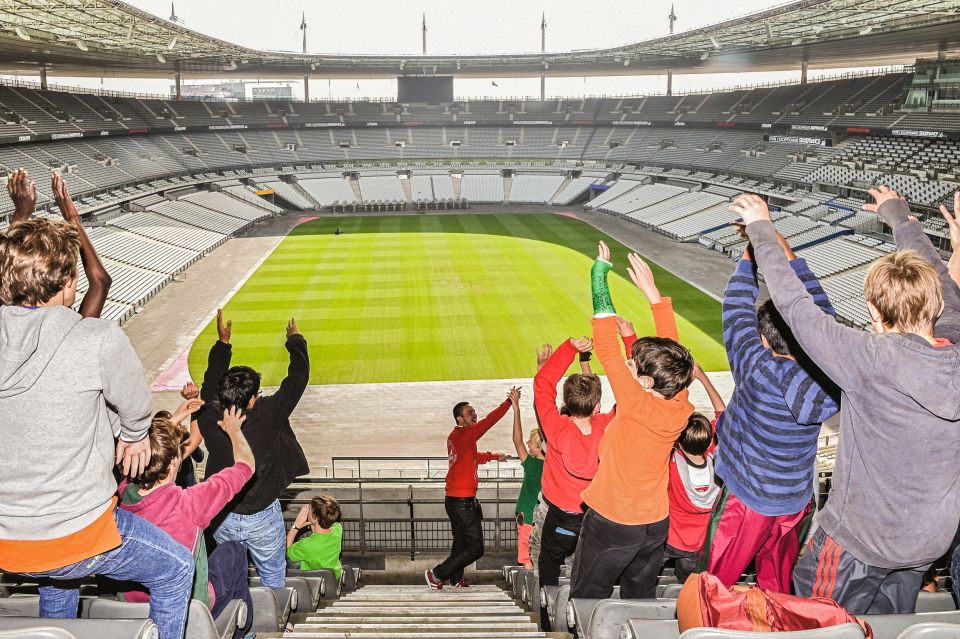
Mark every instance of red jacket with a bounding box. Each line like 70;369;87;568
445;399;510;497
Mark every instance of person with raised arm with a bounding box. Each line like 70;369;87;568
0;215;192;639
426;389;514;590
733;190;960;614
511;386;544;570
570;241;696;600
195;310;310;589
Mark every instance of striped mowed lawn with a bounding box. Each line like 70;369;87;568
187;213;728;385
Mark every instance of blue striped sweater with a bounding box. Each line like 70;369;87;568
714;257;840;516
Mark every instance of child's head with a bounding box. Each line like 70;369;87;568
526;428;543;457
864;250;942;335
629;337;695;399
309;494;341;529
757;300;800;357
0;218;79;307
677;412;713;457
138;416;185;490
562;373;602;418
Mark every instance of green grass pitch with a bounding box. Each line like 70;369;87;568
187;213;728;385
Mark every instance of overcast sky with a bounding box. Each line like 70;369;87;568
8;0;883;99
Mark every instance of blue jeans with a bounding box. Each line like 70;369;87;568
21;507;193;639
213;499;286;588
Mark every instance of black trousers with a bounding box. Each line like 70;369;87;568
433;496;484;584
663;544;699;584
570;508;669;599
538;500;585;587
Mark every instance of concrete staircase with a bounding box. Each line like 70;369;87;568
286;584;551;638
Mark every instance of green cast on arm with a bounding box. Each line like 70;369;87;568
591;258;616;316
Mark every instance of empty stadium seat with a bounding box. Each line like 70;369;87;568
677;624;866;638
896;623;960;639
85;598;245;639
862;611;960;639
580;598;679;639
0;627;78;639
0;618;156;639
917;592;959;613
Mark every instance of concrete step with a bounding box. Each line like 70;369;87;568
313;608;525;616
327;602;518;608
296;623;539;630
285;634;549;639
305;616;533;623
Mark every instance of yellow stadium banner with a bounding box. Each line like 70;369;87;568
255;188;274;196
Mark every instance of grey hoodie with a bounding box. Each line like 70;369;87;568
0;305;152;542
747;204;960;569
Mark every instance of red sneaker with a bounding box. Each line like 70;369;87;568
424;569;444;590
450;578;470;588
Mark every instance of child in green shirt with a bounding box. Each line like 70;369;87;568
286;494;343;579
512;389;545;569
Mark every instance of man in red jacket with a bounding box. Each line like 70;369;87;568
426;389;517;589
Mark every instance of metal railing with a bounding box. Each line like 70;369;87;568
281;476;521;559
325;456;523;480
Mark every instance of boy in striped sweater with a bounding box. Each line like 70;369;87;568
700;230;839;593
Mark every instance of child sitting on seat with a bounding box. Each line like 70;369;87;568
287;494;344;579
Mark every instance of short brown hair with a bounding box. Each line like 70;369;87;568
310;494;341;529
678;412;713;456
0;219;79;306
864;250;942;333
138;417;186;491
631;337;695;399
562;373;602;418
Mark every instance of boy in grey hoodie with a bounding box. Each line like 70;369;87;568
733;189;960;615
0;218;194;639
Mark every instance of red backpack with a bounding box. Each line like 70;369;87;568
677;572;872;638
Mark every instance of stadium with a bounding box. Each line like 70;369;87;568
2;0;960;637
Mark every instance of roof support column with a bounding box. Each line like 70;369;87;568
801;59;809;84
39;65;47;91
667;70;673;96
304;74;310;103
174;63;182;100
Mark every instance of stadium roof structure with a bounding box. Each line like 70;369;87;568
1;0;960;80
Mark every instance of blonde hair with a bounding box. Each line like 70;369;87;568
864;250;942;333
528;428;543;448
0;219;79;306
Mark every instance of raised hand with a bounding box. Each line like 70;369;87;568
939;191;960;252
864;185;906;213
51;172;80;224
180;381;199;400
217;308;232;344
571;336;593;353
8;168;37;223
294;503;311;529
286;317;299;337
627;253;662;303
497;453;509;462
597;240;611;263
536;343;553;369
508;386;521;407
615;316;636;338
217;405;246;435
116;437;151;479
729;194;772;225
171;398;204;424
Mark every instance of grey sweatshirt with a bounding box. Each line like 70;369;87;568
0;305;152;541
747;202;960;569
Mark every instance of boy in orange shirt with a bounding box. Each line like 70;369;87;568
570;242;696;599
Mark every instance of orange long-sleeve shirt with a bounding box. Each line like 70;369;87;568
581;298;694;525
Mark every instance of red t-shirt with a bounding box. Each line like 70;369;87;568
667;412;721;552
533;340;614;513
445;400;511;497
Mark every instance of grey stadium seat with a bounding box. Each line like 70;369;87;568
585;598;679;639
286;569;337;603
863;611;960;639
0;618;157;639
0;628;78;639
916;592;959;613
85;597;245;639
523;570;540;609
896;623;960;639
677;624;867;638
248;586;296;633
540;584;570;632
249;577;302;617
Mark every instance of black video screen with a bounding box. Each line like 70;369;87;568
398;76;453;103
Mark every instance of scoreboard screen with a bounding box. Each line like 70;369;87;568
398;76;453;103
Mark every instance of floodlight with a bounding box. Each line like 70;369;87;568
156;52;166;63
700;51;709;60
543;61;549;69
623;58;630;66
14;27;30;41
709;35;720;50
75;40;88;52
859;25;873;35
792;37;803;46
168;36;178;50
310;62;317;70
